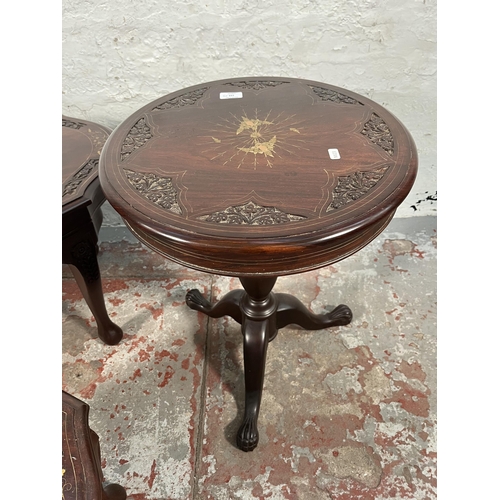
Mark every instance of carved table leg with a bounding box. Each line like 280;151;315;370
66;238;123;346
185;275;352;452
275;292;352;333
236;277;277;451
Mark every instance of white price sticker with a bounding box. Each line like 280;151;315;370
328;148;341;160
220;92;243;100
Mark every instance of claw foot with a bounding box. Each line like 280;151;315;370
236;416;259;452
186;289;212;313
329;304;353;326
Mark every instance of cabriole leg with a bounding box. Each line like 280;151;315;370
66;238;123;346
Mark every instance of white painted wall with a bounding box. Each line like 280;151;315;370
62;0;436;224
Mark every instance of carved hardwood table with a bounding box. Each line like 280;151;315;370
62;391;127;499
99;77;418;451
63;116;123;345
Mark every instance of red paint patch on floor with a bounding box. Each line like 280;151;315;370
108;297;125;307
158;366;175;388
62;281;86;303
251;482;264;497
80;382;98;399
398;360;427;383
129;368;142;381
147;459;157;489
419;430;429;441
139;303;163;321
102;279;130;293
154;349;179;363
137;349;151;362
393;382;430;418
127;336;148;353
412;248;425;259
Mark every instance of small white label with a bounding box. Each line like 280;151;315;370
328;148;341;159
220;92;243;100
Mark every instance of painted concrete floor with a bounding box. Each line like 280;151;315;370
62;215;436;500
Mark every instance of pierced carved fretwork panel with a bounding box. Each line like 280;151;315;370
224;81;288;91
124;169;182;214
152;87;208;111
327;166;390;211
361;113;394;156
120;118;152;161
197;201;306;225
62;159;99;197
308;85;361;105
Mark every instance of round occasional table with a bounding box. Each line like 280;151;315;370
99;77;418;451
63;116;123;345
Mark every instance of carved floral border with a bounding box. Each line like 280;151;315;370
124;169;182;215
327;165;390;211
197;201;307;226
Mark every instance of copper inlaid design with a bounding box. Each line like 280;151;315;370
225;80;288;91
62;159;98;197
204;110;308;169
327;165;390;211
361;113;394;156
152;87;208;111
120;118;152;161
62;118;85;129
309;85;361;105
124;169;182;214
197;201;307;225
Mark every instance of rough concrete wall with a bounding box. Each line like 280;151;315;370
62;0;436;224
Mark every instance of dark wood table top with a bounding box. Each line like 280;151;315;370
63;116;110;215
100;77;417;276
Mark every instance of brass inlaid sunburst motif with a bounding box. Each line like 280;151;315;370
203;110;308;169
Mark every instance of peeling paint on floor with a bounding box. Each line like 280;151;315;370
62;216;436;499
